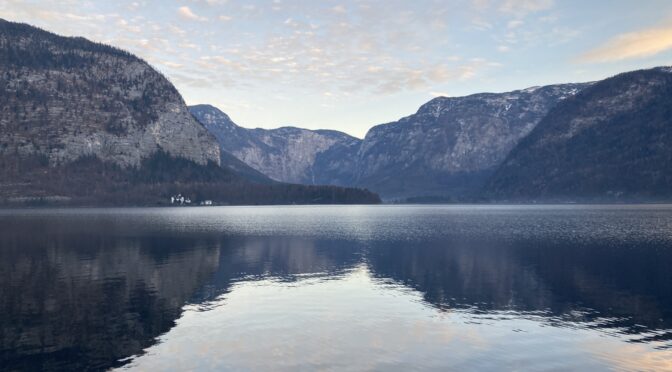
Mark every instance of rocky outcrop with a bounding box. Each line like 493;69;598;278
485;67;672;201
354;83;590;199
190;104;361;186
0;19;219;168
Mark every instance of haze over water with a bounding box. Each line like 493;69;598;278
1;205;672;371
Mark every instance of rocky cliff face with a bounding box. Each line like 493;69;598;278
354;83;590;198
485;67;672;201
0;19;219;168
190;104;361;186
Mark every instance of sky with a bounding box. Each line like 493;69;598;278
2;0;672;138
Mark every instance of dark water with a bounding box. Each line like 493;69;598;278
1;205;672;371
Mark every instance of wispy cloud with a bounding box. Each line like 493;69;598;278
161;61;184;69
580;27;672;63
499;0;554;15
429;91;452;97
470;0;553;16
331;5;347;14
178;6;207;21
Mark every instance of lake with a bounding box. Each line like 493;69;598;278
1;205;671;371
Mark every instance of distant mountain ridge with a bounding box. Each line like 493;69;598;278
190;104;361;186
192;82;590;199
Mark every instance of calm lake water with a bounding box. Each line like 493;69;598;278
1;205;672;371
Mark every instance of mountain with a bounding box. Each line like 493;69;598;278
0;19;380;205
484;67;672;202
192;84;590;201
193;66;672;203
190;104;361;186
0;20;219;168
354;83;590;199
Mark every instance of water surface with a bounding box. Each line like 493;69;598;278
1;205;672;371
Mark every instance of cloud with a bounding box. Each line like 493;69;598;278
168;25;187;36
331;5;347;14
430;91;452;97
178;6;207;21
161;61;184;69
507;19;523;29
499;0;554;14
580;27;672;63
360;59;497;95
170;2;500;97
470;0;553;16
471;18;493;30
117;19;141;33
127;2;141;11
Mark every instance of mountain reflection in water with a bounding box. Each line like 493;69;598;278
0;206;671;371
